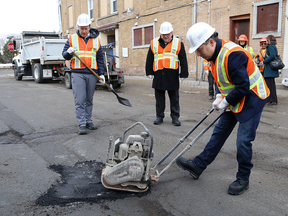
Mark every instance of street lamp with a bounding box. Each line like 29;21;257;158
127;7;139;19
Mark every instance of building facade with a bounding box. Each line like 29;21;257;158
60;0;287;79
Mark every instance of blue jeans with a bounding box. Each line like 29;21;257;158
193;110;262;181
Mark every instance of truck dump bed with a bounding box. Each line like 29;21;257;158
22;37;66;64
19;31;66;65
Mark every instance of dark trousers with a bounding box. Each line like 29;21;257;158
193;110;263;181
265;77;278;103
155;89;179;120
208;71;217;96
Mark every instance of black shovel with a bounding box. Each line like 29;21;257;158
72;52;132;107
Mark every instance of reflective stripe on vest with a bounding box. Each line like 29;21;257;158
213;40;270;113
151;37;180;71
69;34;100;69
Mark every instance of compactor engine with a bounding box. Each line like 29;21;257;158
101;122;153;192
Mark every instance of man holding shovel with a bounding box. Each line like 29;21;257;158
62;13;105;135
176;22;270;195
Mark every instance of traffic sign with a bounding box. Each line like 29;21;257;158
8;42;14;51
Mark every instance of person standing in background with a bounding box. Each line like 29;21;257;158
259;35;279;105
203;59;217;100
238;34;255;58
146;22;189;126
255;37;267;74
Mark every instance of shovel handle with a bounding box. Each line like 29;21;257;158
72;52;113;91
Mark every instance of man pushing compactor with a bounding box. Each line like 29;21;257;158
176;22;270;195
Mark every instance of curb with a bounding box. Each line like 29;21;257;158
0;64;13;69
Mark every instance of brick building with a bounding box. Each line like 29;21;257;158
60;0;287;79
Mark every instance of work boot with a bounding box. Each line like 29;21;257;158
86;122;98;130
228;179;249;195
172;119;181;126
176;157;202;179
154;117;163;125
78;126;87;135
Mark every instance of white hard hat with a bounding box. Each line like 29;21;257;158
76;13;91;27
186;22;216;53
160;22;173;34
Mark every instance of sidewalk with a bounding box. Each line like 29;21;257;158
0;64;12;69
125;75;287;92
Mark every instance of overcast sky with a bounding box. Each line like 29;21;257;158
0;0;60;39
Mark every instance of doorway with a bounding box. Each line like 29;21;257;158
230;14;250;44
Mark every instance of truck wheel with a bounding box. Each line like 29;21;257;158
113;83;121;89
65;72;72;89
13;62;22;81
33;63;44;83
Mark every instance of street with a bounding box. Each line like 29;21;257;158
0;68;287;216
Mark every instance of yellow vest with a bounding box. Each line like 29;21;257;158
211;40;270;113
69;34;100;69
151;37;181;71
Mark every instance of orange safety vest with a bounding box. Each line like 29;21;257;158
211;39;270;113
151;37;181;71
255;48;266;73
203;59;211;71
69;34;101;69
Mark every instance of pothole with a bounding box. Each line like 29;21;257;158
36;161;150;206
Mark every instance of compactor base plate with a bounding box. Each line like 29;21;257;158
101;167;149;193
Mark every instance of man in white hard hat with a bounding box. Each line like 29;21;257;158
62;13;105;135
176;22;270;195
146;21;188;126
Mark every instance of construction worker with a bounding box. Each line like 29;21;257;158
255;37;267;73
62;13;105;135
238;34;255;58
176;22;270;195
146;22;189;126
203;59;217;100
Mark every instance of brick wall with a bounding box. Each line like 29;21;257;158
60;0;286;79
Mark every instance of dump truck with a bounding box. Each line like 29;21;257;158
12;31;67;83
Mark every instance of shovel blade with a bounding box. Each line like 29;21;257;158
118;96;132;107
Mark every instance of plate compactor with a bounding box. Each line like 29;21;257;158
101;109;225;192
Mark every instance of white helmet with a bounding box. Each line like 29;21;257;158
76;13;91;27
186;22;216;53
160;22;173;34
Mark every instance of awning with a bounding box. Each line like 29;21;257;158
96;23;119;32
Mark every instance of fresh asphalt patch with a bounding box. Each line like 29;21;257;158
36;161;150;206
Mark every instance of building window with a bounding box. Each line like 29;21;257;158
111;0;117;13
107;35;115;47
68;4;74;28
252;0;283;38
132;23;155;49
88;0;93;20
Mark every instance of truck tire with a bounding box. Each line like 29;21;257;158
65;72;72;89
33;63;44;83
113;83;121;89
13;62;22;81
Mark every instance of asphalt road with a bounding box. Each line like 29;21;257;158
0;69;287;216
